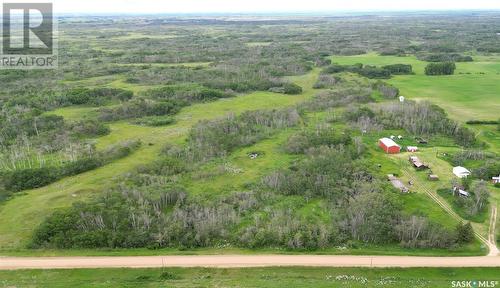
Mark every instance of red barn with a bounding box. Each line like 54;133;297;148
379;138;401;154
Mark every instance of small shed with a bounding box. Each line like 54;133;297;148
492;175;500;184
453;166;471;178
379;138;401;154
409;156;429;169
407;146;418;152
415;137;428;144
428;174;439;181
453;186;470;198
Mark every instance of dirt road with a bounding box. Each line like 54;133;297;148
1;255;500;270
488;206;499;257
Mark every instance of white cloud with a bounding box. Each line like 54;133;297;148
53;0;500;14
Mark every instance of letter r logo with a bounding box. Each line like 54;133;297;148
2;2;53;54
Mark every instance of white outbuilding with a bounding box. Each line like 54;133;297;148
453;166;471;178
493;175;500;184
407;146;418;152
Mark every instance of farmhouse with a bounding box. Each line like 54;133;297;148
493;175;500;184
453;166;471;178
387;174;409;193
407;146;418;152
379;138;401;154
409;156;429;169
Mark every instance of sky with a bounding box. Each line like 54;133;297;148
51;0;500;14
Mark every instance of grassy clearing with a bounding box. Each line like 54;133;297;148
333;53;500;121
0;69;320;250
1;267;499;288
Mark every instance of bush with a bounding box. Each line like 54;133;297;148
98;99;184;121
284;126;352;154
62;158;103;176
324;64;391;79
375;82;399;98
145;85;232;103
4;168;59;192
3;141;140;192
466;120;499;125
382;64;413;75
357;66;391;79
313;74;339;89
283;83;303;95
418;53;473;62
455;222;474;244
71;119;111;137
133;116;175;127
184;109;301;161
62;88;133;106
425;62;456;75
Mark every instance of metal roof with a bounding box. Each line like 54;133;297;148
379;138;400;148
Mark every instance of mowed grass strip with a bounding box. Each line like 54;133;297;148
1;267;499;288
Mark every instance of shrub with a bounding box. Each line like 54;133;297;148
466;120;499;125
418;53;473;62
455;222;474;244
375;82;399;98
62;88;133;106
382;64;413;75
62;158;103;176
283;83;303;95
145;85;232;103
425;62;456;75
98;99;184;121
4;167;59;192
357;66;391;79
71;119;111;137
133;116;175;127
313;75;339;89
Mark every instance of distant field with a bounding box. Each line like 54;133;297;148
1;267;499;288
333;53;500;122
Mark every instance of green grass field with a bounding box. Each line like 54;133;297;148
332;53;500;122
1;267;499;288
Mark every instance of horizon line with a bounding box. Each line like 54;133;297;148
55;8;500;17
